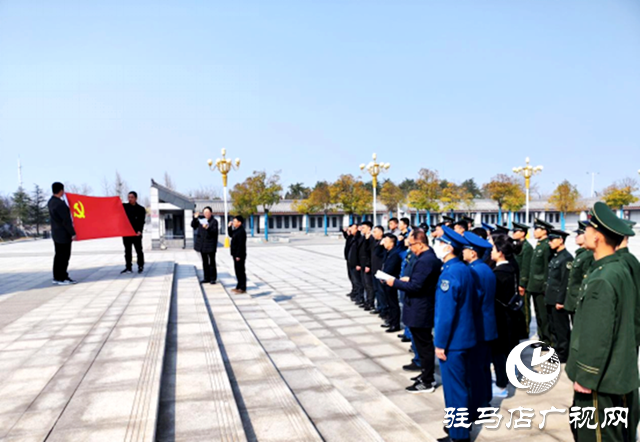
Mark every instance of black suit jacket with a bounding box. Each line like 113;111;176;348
48;196;76;244
228;225;247;259
123;203;146;234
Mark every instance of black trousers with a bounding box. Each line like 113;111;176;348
123;236;144;270
53;241;72;281
234;257;247;291
349;266;364;301
384;286;400;327
346;262;355;295
491;350;508;389
547;305;571;363
201;251;217;282
362;270;374;306
409;327;435;384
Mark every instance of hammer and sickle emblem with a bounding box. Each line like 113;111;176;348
73;201;86;219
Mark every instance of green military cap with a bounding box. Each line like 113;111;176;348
533;218;554;231
574;220;589;235
494;224;510;234
511;221;530;232
587;202;635;239
622;219;637;228
548;229;570;240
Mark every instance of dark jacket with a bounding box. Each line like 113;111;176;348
371;240;386;273
342;230;354;260
347;232;362;268
393;248;441;328
616;247;640;346
48;196;75;244
564;247;594;313
528;237;552;293
123;202;146;235
493;262;527;353
545;248;573;305
358;234;373;268
382;247;402;277
228;225;247;259
514;239;534;289
191;216;219;254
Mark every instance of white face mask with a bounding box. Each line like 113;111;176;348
434;241;450;260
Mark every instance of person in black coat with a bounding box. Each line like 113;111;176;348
371;226;388;316
122;191;147;274
47;182;76;285
386;229;441;390
342;224;358;297
357;221;375;310
228;215;247;293
491;235;527;397
191;206;219;284
380;233;402;332
347;227;364;303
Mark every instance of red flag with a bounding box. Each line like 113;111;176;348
65;193;137;241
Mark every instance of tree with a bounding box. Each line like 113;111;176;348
67;183;93;195
549;180;581;213
11;187;31;229
603;178;639;211
29;184;48;235
103;171;128;199
0;195;12;226
229;180;258;219
460;178;482;199
285;182;311;200
440;183;471;212
407;169;441;225
379;180;405;216
295;181;332;235
398;178;418;196
163;171;176;190
231;171;282;240
330;175;370;217
188;185;221;200
483;174;523;224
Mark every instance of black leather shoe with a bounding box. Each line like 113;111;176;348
380;323;391;328
402;362;422;372
401;336;411;343
370;309;380;315
385;326;401;333
363;306;373;311
397;334;406;339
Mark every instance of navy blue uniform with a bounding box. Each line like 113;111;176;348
435;257;477;441
382;247;402;328
468;259;498;416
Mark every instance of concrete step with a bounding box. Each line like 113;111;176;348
230;292;438;442
201;283;323;442
156;265;247;442
205;284;389;442
0;260;174;442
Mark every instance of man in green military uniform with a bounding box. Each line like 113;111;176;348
528;218;554;345
564;221;594;317
567;202;638;442
616;219;640;348
512;221;534;336
544;229;573;363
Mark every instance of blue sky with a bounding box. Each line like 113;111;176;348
1;0;639;200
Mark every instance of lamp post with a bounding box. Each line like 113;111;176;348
513;157;543;225
207;149;240;248
360;153;390;224
586;171;599;198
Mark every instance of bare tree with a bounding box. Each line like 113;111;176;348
66;183;93;195
163;171;176;190
188;185;221;200
114;171;127;200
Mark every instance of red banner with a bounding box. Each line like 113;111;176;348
65;193;137;241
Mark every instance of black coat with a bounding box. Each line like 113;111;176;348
392;248;441;328
347;232;362;268
228;225;247;259
358;235;373;268
48;196;75;244
342;230;354;261
371;240;386;273
123;203;146;235
191;216;219;254
493;262;527;353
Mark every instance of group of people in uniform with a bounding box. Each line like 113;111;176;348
343;202;639;442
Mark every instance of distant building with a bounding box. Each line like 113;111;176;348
150;179;638;249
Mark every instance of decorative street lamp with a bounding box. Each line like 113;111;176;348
208;149;240;248
513;157;543;225
360;153;390;224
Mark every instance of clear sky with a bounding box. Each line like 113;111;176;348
1;0;639;200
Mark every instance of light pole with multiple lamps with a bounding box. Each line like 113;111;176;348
513;157;543;225
360;153;390;224
208;149;240;248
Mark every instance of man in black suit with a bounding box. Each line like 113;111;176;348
380;233;402;332
228;215;247;293
121;191;147;274
47;182;76;285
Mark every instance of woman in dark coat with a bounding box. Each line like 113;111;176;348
191;206;219;284
490;235;527;397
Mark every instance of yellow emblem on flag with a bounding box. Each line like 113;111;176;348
73;201;86;219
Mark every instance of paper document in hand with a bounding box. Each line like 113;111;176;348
375;270;393;281
199;218;209;227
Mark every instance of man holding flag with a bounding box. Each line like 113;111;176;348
48;182;76;285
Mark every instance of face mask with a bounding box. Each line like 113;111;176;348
434;241;450;260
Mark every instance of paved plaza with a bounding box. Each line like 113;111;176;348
1;235;639;441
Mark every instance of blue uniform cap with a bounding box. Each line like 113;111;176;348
439;225;470;250
481;222;495;232
463;231;492;253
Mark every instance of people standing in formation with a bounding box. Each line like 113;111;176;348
121;191;146;274
48;182;77;285
341;202;639;441
192;207;219;284
228;215;247;293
